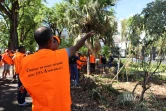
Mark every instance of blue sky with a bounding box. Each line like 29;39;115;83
45;0;154;20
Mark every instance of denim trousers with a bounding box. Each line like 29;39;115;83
70;64;79;84
17;75;27;104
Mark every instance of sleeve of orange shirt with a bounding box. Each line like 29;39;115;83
2;54;8;64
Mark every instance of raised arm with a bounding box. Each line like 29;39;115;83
68;31;95;57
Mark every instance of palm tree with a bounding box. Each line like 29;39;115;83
61;0;117;74
120;19;128;56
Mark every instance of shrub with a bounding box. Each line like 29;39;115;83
117;92;135;106
134;101;149;111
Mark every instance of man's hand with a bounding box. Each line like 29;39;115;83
68;31;95;57
85;31;95;38
19;85;25;93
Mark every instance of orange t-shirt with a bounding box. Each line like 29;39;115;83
90;55;95;63
77;56;85;69
82;56;87;65
20;49;71;111
13;52;25;74
2;53;13;65
9;53;14;65
77;60;81;69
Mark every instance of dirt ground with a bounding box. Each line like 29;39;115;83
71;74;166;111
1;71;166;111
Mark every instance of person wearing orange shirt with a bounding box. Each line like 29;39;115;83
82;54;87;73
13;46;29;106
77;52;86;78
90;53;96;73
2;49;13;79
19;26;95;111
69;54;80;86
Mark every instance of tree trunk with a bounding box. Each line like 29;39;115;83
8;1;19;50
140;88;146;102
9;21;18;50
87;49;90;74
139;71;148;102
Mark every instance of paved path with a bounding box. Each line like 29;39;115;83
0;67;32;111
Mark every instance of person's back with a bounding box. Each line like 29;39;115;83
20;26;95;111
109;55;114;63
69;55;78;64
108;54;114;68
20;49;71;111
13;52;25;74
101;56;106;64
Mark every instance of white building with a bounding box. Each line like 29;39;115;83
114;35;130;57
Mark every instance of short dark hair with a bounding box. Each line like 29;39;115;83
34;26;53;47
18;46;25;52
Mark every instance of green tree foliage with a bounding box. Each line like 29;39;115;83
59;38;74;49
0;0;20;50
142;0;166;37
0;19;9;50
34;2;68;37
127;0;166;102
78;46;88;55
63;0;117;46
0;0;45;50
120;19;128;41
18;1;45;52
127;15;143;46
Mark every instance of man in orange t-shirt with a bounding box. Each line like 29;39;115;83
19;26;95;111
77;52;86;78
13;46;29;106
82;54;87;73
90;53;96;73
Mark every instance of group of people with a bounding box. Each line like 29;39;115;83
0;49;30;79
0;25;119;111
0;26;95;111
68;52;116;86
99;53;114;73
0;47;32;106
69;52;100;86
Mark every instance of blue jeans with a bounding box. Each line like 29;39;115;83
17;75;27;104
108;62;113;68
70;64;79;85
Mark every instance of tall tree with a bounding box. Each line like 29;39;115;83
0;0;45;50
0;19;9;49
142;0;166;38
120;19;128;41
63;0;117;74
64;0;117;47
0;0;19;50
35;2;68;38
130;0;166;102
